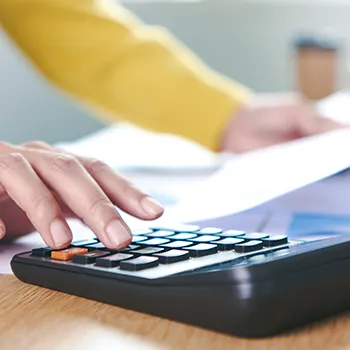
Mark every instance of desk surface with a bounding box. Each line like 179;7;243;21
0;275;349;350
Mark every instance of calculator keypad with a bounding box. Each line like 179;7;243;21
215;238;245;251
146;230;176;238
234;240;264;253
262;235;288;247
170;233;197;240
71;239;99;247
119;244;140;252
242;233;270;240
155;249;190;264
131;235;149;243
189;235;221;243
120;256;159;271
162;240;193;249
31;247;54;258
141;238;170;246
51;247;88;261
29;226;293;279
85;242;108;249
219;230;246;238
185;243;218;257
130;247;165;255
95;253;134;268
72;250;110;264
197;227;223;235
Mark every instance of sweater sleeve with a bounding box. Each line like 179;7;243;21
0;0;251;150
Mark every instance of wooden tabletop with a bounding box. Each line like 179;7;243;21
0;275;349;350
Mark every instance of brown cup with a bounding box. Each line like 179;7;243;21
295;37;339;101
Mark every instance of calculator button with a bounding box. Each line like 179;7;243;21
130;247;165;255
131;235;148;243
170;233;198;240
95;253;134;268
72;250;110;264
85;242;107;249
51;247;88;261
71;239;98;247
215;238;245;251
120;256;159;271
219;230;246;238
140;238;170;246
150;224;200;233
198;227;223;235
242;233;270;240
155;249;190;264
262;235;288;247
31;247;54;258
119;245;140;253
235;240;264;253
146;230;175;238
162;240;193;249
185;243;218;257
189;235;221;243
132;229;153;236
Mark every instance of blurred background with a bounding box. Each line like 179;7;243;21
1;0;350;144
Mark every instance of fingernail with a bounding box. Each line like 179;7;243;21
105;220;132;248
141;196;164;217
50;219;72;248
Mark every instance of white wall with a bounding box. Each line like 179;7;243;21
1;0;350;143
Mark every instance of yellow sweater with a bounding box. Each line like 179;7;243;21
0;0;250;150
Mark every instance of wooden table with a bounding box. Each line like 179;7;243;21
0;275;349;350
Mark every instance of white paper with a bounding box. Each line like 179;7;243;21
169;128;350;222
57;123;223;173
318;90;350;126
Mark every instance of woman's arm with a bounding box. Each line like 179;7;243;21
0;0;250;150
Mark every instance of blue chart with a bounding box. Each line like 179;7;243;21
288;212;350;240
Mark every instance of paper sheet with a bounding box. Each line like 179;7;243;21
168;128;350;222
57;123;227;209
318;90;350;126
57;123;224;173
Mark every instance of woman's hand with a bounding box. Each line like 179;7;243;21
222;94;344;153
0;141;163;250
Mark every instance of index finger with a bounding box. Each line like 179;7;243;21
23;151;132;249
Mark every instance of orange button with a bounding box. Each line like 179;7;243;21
51;247;88;261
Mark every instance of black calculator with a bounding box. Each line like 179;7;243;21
10;224;350;338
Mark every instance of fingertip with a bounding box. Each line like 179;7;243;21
53;240;72;250
49;218;73;249
103;219;132;250
140;196;164;219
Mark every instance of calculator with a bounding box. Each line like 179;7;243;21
10;224;350;338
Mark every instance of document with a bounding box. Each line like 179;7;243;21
318;90;350;126
168;128;350;222
57;123;226;208
57;123;223;173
